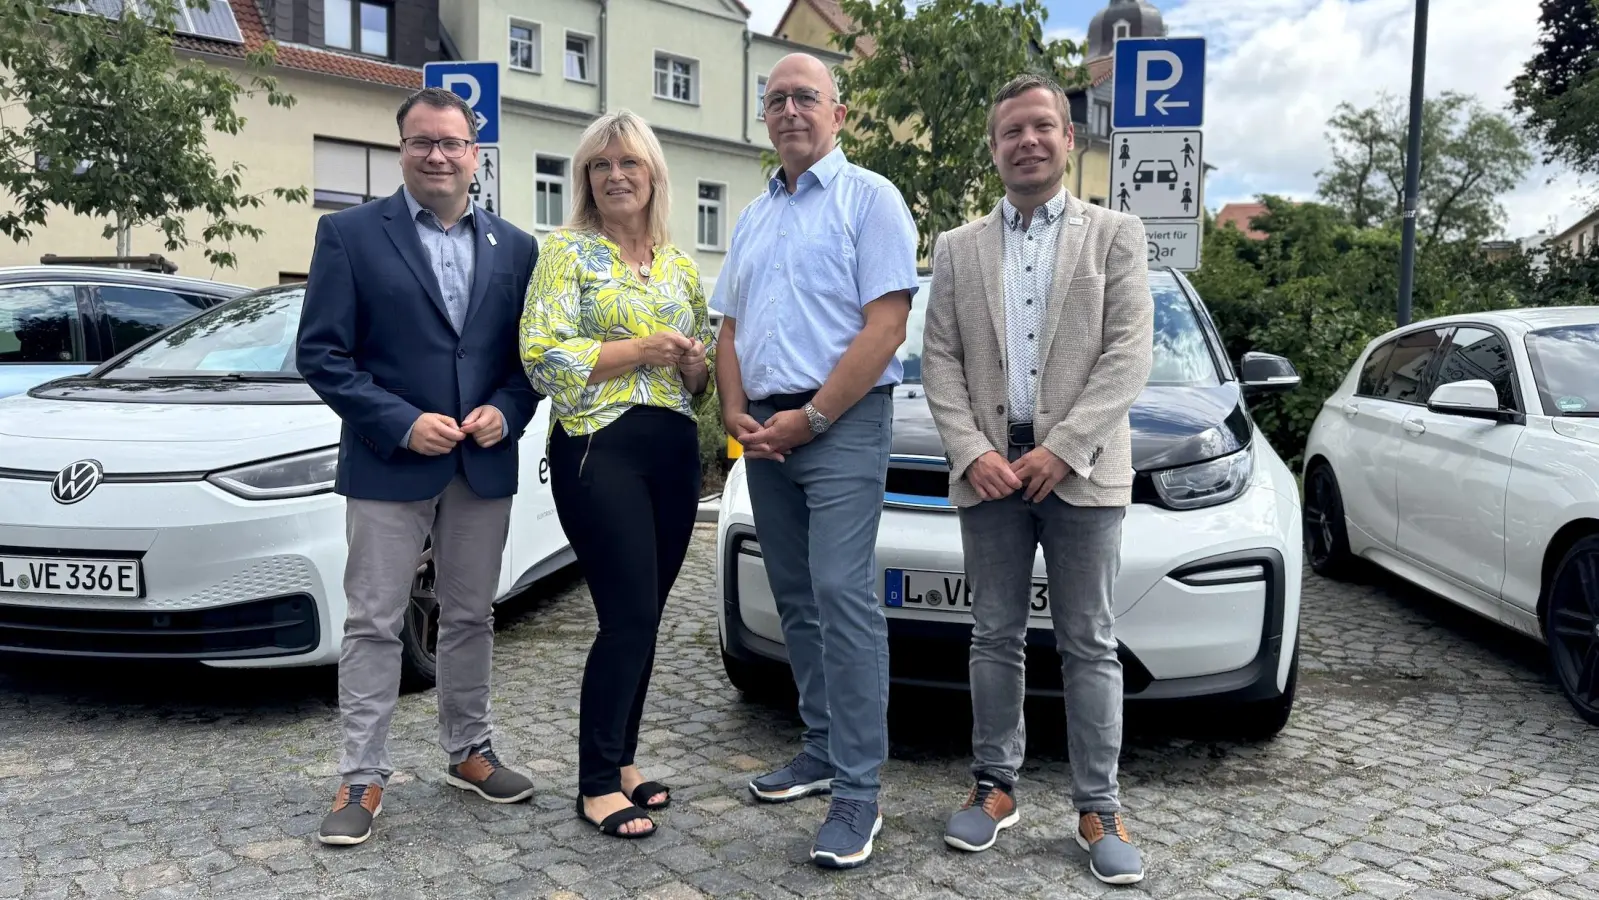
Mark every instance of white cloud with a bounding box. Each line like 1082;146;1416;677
1158;0;1592;238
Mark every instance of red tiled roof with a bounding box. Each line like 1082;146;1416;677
1216;202;1270;240
176;0;421;90
1083;55;1113;88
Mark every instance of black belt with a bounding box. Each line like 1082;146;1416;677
758;383;893;412
1007;421;1035;447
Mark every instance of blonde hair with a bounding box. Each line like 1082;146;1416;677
567;109;672;247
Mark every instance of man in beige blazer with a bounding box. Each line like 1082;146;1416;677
921;73;1153;885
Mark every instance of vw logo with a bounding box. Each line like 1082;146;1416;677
51;460;104;505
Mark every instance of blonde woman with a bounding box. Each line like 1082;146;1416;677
519;110;714;839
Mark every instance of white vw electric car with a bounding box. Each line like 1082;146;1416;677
0;283;571;687
715;268;1307;739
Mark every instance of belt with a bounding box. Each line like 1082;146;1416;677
1007;421;1035;447
758;383;894;412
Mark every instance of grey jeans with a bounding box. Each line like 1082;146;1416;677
337;473;512;787
957;450;1126;813
743;389;893;802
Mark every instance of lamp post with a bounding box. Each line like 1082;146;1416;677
1396;0;1429;327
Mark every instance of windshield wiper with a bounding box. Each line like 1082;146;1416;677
143;372;303;382
1558;410;1599;418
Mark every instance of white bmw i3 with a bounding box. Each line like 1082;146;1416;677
715;267;1306;738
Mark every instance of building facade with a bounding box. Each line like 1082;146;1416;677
1;0;839;287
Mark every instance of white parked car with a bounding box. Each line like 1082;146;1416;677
715;268;1308;739
1302;307;1599;726
0;283;572;687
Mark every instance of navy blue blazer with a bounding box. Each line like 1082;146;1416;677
296;188;541;502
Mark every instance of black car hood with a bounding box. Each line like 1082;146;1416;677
890;383;1251;472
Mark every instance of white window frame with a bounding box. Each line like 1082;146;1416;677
755;75;768;121
312;137;401;209
652;51;699;105
509;18;541;74
534;153;571;231
564;31;596;84
1113;20;1131;41
696;180;727;251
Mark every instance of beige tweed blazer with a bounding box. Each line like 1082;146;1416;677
921;191;1154;508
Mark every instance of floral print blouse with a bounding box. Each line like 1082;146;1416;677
519;229;716;437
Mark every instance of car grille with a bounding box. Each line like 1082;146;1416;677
884;618;1156;695
0;593;320;659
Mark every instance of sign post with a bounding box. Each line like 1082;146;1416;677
424;61;502;215
1110;37;1207;273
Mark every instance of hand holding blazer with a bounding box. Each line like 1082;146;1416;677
296;188;541;503
921;191;1154;508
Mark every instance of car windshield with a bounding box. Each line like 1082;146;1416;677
97;287;305;380
898;270;1219;386
1525;323;1599;416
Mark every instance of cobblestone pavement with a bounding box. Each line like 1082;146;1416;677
3;525;1598;900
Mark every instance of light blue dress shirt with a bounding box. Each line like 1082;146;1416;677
398;187;505;446
709;146;920;400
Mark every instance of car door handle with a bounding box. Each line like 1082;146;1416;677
1341;402;1360;417
1403;419;1426;435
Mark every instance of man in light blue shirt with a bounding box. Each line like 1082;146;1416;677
710;51;919;870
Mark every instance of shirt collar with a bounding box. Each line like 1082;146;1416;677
768;144;847;196
403;186;475;228
1001;188;1069;231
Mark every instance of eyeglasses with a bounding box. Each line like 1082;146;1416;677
402;137;475;158
763;87;832;115
589;157;643;173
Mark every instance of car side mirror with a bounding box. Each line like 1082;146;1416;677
1240;352;1300;396
1427;379;1518;423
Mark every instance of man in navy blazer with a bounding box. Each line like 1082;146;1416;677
296;87;541;847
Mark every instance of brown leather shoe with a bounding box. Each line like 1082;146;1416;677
446;744;535;803
1077;810;1145;884
318;783;383;846
943;779;1020;852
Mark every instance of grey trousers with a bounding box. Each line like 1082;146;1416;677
743;390;894;802
337;473;512;788
957;451;1126;813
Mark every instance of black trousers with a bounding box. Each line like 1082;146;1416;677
549;404;701;797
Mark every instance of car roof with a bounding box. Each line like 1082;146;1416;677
0;265;251;297
1368;306;1599;341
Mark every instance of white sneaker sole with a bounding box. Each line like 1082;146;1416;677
748;777;833;803
446;774;535;804
317;803;383;846
811;814;884;869
943;810;1020;852
1076;833;1145;884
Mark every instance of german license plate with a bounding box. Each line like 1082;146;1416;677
884;568;1049;615
0;555;142;598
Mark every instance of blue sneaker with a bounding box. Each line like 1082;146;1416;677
748;751;835;803
810;797;883;869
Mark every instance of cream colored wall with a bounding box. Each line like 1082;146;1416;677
774;4;838;52
497;108;763;278
477;0;603;113
608;0;746;139
441;0;480;59
0;61;410;289
1073;143;1111;206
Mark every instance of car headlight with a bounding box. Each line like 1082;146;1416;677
1152;446;1253;510
207;448;338;500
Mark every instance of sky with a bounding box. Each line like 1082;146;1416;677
742;0;1592;241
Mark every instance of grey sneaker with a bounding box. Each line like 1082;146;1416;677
317;783;383;846
810;797;883;869
748;751;835;803
445;744;535;804
943;779;1019;852
1077;811;1145;885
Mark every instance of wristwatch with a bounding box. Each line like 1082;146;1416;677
802;401;832;434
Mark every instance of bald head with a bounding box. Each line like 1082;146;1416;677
768;52;838;99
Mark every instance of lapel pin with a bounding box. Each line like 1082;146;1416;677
1067;216;1085;226
487;233;498;246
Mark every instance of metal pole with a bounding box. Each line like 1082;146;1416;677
1396;0;1429;327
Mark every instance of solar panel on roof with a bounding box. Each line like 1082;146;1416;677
52;0;245;46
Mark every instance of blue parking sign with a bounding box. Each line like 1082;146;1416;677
423;61;501;144
1112;37;1205;130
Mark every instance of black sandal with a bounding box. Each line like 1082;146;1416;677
574;795;656;838
629;781;671;810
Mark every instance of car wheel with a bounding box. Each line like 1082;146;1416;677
721;647;793;704
1233;649;1298;741
1544;534;1599;726
400;547;439;693
1303;463;1355;580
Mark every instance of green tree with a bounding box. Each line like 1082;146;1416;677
831;0;1086;257
0;0;307;269
1314;91;1533;248
1510;0;1599;179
